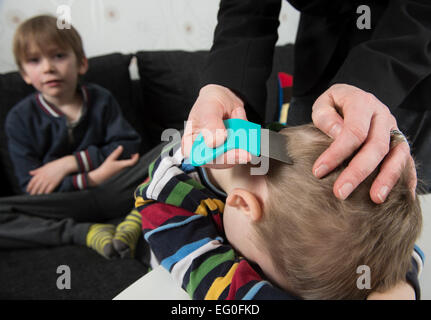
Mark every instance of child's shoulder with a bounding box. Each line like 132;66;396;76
81;82;121;113
6;93;38;124
82;82;114;101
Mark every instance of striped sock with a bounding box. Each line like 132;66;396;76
113;209;142;258
86;224;118;259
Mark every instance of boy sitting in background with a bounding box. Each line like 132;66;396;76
2;15;142;259
135;123;423;299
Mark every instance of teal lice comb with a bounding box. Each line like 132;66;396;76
188;119;293;166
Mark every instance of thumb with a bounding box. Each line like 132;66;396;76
201;114;227;149
107;145;123;161
130;153;139;165
118;153;139;169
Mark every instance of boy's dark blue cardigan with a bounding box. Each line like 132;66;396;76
5;83;141;193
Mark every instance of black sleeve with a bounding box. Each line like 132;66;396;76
330;0;431;111
201;0;282;122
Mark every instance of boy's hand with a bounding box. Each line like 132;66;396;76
88;145;139;187
27;155;78;195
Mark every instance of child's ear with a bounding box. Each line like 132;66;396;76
78;57;88;75
226;188;262;222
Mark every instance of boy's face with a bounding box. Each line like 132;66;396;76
20;41;87;101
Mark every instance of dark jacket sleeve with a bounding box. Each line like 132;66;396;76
330;0;431;111
73;93;142;172
6;112;43;194
200;0;282;122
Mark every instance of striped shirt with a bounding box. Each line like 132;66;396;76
134;141;296;300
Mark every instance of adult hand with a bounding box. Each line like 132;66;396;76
27;155;78;195
88;145;139;187
311;84;417;204
182;84;251;168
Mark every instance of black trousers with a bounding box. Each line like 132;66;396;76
0;141;166;248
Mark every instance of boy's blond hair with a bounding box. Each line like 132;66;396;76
254;124;422;299
13;15;85;70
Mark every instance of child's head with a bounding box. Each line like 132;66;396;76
13;15;87;99
222;123;422;299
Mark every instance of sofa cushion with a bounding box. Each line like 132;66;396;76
0;72;35;196
135;50;206;147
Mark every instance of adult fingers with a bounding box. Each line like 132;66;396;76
201;113;228;149
311;84;407;202
182;111;226;160
407;156;418;198
200;105;248;147
312;90;375;180
182;84;245;161
200;107;251;166
312;89;344;139
332;112;393;201
369;140;416;203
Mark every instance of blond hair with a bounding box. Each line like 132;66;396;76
13;15;85;70
254;124;422;299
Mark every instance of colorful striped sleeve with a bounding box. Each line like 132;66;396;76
137;201;294;300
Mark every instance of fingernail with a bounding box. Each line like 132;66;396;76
329;123;342;139
377;185;389;203
314;164;328;178
338;183;354;200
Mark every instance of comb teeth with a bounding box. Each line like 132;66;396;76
263;129;293;164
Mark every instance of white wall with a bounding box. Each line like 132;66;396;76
417;194;430;300
0;0;300;73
